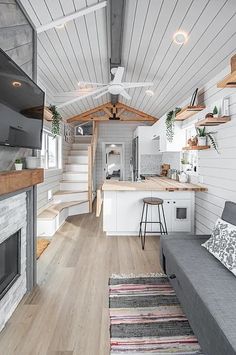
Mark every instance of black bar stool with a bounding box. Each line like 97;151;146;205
139;197;168;250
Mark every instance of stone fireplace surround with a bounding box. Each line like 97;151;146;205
0;169;43;332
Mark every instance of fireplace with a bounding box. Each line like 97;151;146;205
0;231;21;301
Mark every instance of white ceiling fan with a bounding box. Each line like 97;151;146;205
56;67;153;108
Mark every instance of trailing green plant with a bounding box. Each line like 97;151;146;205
15;158;22;164
196;127;219;152
165;107;181;142
49;105;62;137
213;106;218;115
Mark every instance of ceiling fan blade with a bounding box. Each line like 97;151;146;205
57;86;108;108
123;82;154;89
119;90;131;100
54;90;94;97
93;90;109;99
113;67;124;84
78;81;108;87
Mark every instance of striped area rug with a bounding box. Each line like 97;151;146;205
109;275;204;354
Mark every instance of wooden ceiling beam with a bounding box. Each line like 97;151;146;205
67;102;158;123
67;103;112;122
116;102;157;121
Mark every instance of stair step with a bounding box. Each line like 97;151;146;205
68;156;88;164
63;172;88;181
37;200;90;237
74;136;92;144
54;190;88;202
60;180;88;191
72;143;90;150
38;201;87;220
70;150;88;156
65;164;88;172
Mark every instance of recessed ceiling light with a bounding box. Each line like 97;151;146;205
12;81;22;88
145;89;154;97
55;23;65;29
173;31;188;45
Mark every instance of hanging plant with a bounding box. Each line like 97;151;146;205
49;104;62;137
165;107;181;142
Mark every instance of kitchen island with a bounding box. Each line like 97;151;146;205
102;177;207;236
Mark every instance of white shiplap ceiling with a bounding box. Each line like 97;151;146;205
20;0;236;120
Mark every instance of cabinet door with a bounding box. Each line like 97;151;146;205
117;191;151;232
151;192;172;233
103;191;117;232
171;199;192;232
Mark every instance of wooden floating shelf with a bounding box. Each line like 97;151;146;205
217;71;236;88
183;146;210;151
196;116;230;127
175;105;205;121
44;107;53;121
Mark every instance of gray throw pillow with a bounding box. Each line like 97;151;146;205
202;218;236;276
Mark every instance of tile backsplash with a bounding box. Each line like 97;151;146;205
140;154;162;175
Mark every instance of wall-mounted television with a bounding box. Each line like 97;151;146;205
0;48;44;150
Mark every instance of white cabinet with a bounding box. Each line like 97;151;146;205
151;120;185;152
116;191;151;232
103;190;195;235
151;192;193;233
103;191;117;232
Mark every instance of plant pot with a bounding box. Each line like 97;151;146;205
198;137;207;146
213;114;219;118
15;163;23;171
26;156;40;169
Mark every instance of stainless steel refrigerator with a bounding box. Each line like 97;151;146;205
132;136;139;181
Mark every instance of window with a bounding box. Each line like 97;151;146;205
40;130;61;169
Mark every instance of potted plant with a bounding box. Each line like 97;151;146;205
165;107;181;142
15;158;23;171
213;106;219;118
196;127;218;152
49;105;62;137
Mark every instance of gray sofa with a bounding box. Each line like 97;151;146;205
160;201;236;355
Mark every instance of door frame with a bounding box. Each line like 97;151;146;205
102;142;125;181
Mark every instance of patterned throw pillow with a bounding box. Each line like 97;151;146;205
202;218;236;276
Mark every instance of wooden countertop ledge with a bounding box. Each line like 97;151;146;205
102;177;207;192
0;168;44;196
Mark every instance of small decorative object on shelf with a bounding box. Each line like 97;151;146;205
213;106;219;118
222;97;230;116
26;156;40;169
187;136;198;147
165;107;181;142
15;159;23;171
196;127;218;152
49;105;62;137
189;88;198;106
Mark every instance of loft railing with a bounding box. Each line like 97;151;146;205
88;122;98;212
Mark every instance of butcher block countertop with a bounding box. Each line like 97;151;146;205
102;176;207;192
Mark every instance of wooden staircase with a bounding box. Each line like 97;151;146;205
37;124;98;237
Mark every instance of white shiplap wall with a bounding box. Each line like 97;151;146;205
155;64;236;235
95;122;145;188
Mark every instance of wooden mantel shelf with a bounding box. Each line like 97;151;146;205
175;105;205;121
0;168;44;196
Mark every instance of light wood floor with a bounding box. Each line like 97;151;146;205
0;210;162;355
